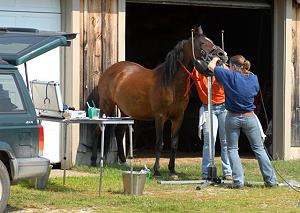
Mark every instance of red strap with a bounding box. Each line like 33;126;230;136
177;60;202;80
177;60;198;97
178;60;192;76
185;76;190;97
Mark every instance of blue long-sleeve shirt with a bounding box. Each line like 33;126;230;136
214;66;259;113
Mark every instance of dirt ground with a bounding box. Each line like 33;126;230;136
48;154;201;178
133;151;255;165
50;151;255;177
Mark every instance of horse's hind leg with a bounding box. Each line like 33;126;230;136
91;126;100;166
91;99;114;166
115;123;128;166
153;117;165;178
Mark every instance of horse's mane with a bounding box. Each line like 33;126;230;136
158;39;189;86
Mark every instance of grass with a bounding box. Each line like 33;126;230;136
7;157;300;213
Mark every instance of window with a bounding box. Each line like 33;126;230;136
0;34;44;54
0;32;69;66
0;74;24;112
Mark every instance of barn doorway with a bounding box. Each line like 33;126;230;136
125;2;273;156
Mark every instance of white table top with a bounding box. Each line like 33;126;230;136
37;116;134;125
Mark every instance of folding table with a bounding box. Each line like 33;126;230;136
37;116;134;195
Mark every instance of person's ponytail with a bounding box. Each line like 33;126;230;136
229;55;251;75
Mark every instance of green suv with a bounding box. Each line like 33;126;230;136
0;28;76;211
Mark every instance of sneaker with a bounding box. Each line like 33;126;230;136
265;183;278;188
228;184;244;190
223;175;233;180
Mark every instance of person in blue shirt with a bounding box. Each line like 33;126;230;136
207;55;277;189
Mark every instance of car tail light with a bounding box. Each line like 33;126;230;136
38;124;44;156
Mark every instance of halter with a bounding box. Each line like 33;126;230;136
191;29;225;64
178;29;226;96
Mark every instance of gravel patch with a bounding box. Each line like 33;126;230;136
49;169;98;178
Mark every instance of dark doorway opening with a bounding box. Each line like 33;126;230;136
126;3;272;156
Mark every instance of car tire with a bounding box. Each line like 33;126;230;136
0;160;10;212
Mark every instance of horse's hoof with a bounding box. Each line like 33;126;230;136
153;171;162;180
119;161;130;169
91;161;97;167
154;175;162;180
169;173;179;181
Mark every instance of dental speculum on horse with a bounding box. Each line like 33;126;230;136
191;30;226;77
97;25;227;179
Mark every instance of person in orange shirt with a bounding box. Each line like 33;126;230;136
192;70;232;180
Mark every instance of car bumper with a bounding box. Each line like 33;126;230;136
10;157;50;181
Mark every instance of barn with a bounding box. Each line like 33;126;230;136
1;0;300;168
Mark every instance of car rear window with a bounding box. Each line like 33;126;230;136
0;34;47;54
0;74;25;112
0;32;68;65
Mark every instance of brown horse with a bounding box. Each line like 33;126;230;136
98;26;228;178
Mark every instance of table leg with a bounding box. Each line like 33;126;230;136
99;124;106;196
128;124;133;195
63;123;68;185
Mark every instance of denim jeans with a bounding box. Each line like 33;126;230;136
225;112;277;186
201;104;232;178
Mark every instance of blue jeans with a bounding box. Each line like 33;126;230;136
201;104;232;178
225;112;277;187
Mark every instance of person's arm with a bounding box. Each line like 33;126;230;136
207;57;220;71
210;57;232;85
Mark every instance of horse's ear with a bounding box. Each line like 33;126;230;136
198;26;203;35
191;25;203;37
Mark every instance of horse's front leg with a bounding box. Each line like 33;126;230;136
153;118;165;178
168;116;184;179
168;135;179;178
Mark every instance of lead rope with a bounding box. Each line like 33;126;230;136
177;60;192;97
191;30;197;61
177;60;203;97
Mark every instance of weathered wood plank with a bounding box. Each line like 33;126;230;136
81;0;119;107
79;0;120;163
291;3;300;146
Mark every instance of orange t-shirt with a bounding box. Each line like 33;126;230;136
191;68;225;105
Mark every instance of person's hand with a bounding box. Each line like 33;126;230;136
207;57;219;71
222;63;229;69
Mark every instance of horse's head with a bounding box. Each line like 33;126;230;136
163;26;228;85
191;26;228;76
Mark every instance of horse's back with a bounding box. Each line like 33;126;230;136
99;61;150;82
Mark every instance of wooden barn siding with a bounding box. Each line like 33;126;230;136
79;0;119;162
80;0;118;107
291;2;300;147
